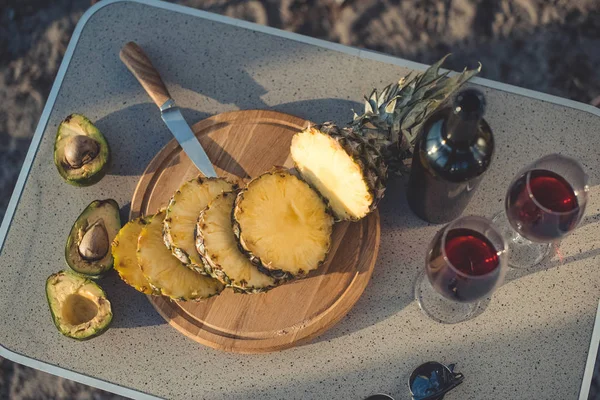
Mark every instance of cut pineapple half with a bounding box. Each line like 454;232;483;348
291;124;385;221
197;192;278;293
138;211;224;301
163;177;235;274
111;216;158;295
233;168;333;278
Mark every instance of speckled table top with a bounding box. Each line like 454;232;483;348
1;1;599;399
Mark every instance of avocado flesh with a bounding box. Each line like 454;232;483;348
54;114;110;187
66;199;121;277
46;271;112;340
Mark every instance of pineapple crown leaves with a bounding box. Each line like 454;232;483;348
350;54;481;172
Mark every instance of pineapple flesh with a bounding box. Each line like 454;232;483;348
138;211;224;301
291;124;385;221
163;177;235;274
196;192;278;293
233;168;333;279
111;216;159;295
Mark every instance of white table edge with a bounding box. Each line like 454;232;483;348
0;0;598;398
579;299;600;400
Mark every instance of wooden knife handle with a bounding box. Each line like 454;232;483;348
120;42;171;108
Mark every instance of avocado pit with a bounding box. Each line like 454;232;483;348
63;135;100;169
78;219;109;261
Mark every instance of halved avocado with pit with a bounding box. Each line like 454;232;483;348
46;271;112;340
54;114;110;187
66;199;121;277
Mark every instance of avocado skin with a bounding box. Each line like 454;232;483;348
54;114;110;187
65;199;121;278
45;270;113;340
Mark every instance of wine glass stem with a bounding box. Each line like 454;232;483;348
491;211;551;269
414;270;489;324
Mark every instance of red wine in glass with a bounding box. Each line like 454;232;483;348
506;169;581;242
427;228;501;303
417;216;507;323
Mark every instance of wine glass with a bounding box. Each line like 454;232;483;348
414;216;508;324
492;154;588;269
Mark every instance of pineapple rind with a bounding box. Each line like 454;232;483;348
232;168;333;279
163;176;236;275
196;191;280;294
112;216;160;295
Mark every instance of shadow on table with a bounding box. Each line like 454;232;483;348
94;103;211;178
228;311;589;400
101;272;166;329
505;212;600;283
312;176;434;343
119;201;132;223
380;175;434;230
505;245;600;284
313;184;600;345
94;98;363;180
580;212;600;228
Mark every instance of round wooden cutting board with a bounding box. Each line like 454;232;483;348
130;110;380;353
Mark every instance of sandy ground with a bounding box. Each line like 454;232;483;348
0;0;599;398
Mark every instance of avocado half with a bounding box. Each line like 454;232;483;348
46;271;112;340
54;114;110;187
66;199;121;277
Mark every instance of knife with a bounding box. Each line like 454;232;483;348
119;41;217;178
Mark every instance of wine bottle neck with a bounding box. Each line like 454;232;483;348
444;109;479;143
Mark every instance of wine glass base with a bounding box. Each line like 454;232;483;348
491;212;551;269
414;271;489;324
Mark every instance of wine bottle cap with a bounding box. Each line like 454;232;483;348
453;89;486;120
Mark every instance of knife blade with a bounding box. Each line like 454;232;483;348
160;101;217;177
119;41;217;177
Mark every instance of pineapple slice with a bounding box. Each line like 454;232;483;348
138;211;224;301
291;124;386;221
111;216;159;295
233;168;333;278
163;177;235;274
196;192;279;293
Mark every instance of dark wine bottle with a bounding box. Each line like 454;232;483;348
407;89;494;223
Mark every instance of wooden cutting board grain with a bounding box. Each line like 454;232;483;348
130;110;380;353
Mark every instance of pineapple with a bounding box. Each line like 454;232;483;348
291;123;385;221
290;55;480;220
196;192;279;293
232;168;333;279
111;216;159;295
163;177;235;274
350;55;481;172
138;211;224;301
